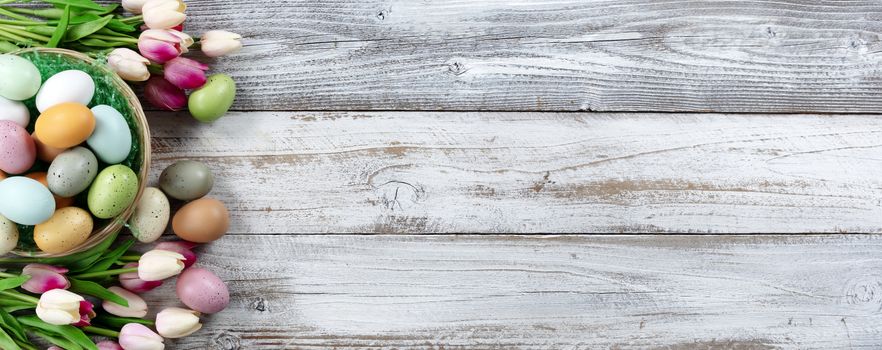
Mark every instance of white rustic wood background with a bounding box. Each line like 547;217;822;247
143;1;882;349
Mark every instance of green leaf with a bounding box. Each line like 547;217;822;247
46;5;70;48
51;13;102;25
65;14;112;42
25;26;56;36
93;315;153;329
46;231;118;271
0;327;21;350
29;329;81;350
83;239;135;274
0;308;26;343
105;18;135;33
1;306;33;313
44;0;107;11
0;276;29;291
68;279;128;307
17;316;97;350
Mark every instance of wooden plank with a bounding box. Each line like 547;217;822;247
142;234;882;349
182;0;882;112
148;111;882;233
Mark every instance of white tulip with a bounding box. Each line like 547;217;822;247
119;323;165;350
103;287;148;318
36;289;84;325
138;250;186;281
156;307;202;338
107;48;151;82
200;30;242;57
121;0;150;14
142;0;186;30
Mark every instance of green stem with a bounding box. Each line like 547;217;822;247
88;34;138;43
119;15;142;24
0;271;17;278
14;339;38;350
0;290;38;305
118;255;141;262
71;267;137;279
0;18;41;25
0;24;48;42
83;326;120;338
0;7;32;21
0;28;38;45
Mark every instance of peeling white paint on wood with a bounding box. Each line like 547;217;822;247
148;111;882;233
144;234;882;349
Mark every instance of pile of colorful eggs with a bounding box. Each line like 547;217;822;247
0;54;141;254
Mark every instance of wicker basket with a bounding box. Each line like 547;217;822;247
9;48;150;257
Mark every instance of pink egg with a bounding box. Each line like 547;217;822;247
0;120;36;174
176;267;229;314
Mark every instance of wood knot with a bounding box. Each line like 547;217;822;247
211;332;242;350
844;279;882;311
250;297;268;312
374;181;427;211
447;61;467;76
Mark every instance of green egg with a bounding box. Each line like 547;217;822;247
188;74;236;123
87;165;139;219
0;55;42;101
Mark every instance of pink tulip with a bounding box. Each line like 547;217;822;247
49;347;64;350
145;76;187;111
21;264;69;294
119;263;163;293
163;57;208;90
72;300;96;327
119;323;165;350
138;29;184;63
98;340;124;350
155;241;198;268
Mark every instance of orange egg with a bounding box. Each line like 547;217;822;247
172;197;230;243
0;171;6;180
32;132;67;163
26;172;75;209
34;102;95;149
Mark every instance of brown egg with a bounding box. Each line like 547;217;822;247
34;102;95;148
32;132;67;163
34;207;93;254
172;197;229;243
25;172;74;209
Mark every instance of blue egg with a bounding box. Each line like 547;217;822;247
0;177;55;225
86;105;132;164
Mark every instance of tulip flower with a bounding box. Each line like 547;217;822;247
119;323;165;350
21;264;69;294
103;286;148;318
169;30;193;53
138;249;186;281
36;289;94;326
122;0;149;14
163;57;208;89
120;263;163;293
138;29;184;63
107;48;151;82
200;30;243;57
156;307;202;338
98;341;124;350
142;0;186;30
155;241;198;268
145;76;187;111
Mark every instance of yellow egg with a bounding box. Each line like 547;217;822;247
34;207;93;254
34;102;95;149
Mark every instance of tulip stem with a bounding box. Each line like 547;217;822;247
119;15;142;24
0;271;17;278
14;339;38;350
72;267;138;279
0;290;38;305
83;326;120;338
89;34;138;43
119;255;141;262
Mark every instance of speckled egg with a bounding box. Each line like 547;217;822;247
87;165;139;219
0;55;41;101
87;105;132;164
159;160;214;201
33;133;67;163
0;214;19;256
26;172;74;210
34;102;95;149
35;70;95;112
0;96;29;128
48;147;98;198
176;267;229;314
0;177;55;225
172;197;229;243
34;207;93;254
129;187;170;243
0;121;36;174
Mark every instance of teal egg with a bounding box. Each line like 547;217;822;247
87;165;139;219
87;105;132;164
0;55;42;101
0;177;55;225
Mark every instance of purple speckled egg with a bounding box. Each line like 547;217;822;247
176;267;229;314
0;120;36;174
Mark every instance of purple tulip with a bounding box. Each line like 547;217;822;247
145;76;187;111
119;323;164;350
163;57;208;90
155;241;198;268
72;300;96;327
138;29;184;63
119;263;163;293
21;264;70;294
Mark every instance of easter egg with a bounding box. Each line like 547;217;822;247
0;177;55;225
176;267;229;314
35;70;95;112
32;133;67;163
0;121;36;174
0;96;29;127
34;102;96;149
34;207;93;254
129;187;170;243
0;55;41;101
26;172;74;210
0;215;19;256
172;197;228;243
48;147;98;198
188;74;236;123
159;160;214;201
87;165;139;219
86;105;132;164
0;171;5;180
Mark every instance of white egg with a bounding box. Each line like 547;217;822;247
128;187;170;243
35;70;95;112
0;214;18;255
0;96;29;128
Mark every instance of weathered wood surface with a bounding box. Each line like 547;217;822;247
148;111;882;233
185;0;882;112
139;234;882;349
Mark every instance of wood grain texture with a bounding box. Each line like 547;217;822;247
182;0;882;112
140;234;882;349
148;111;882;233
